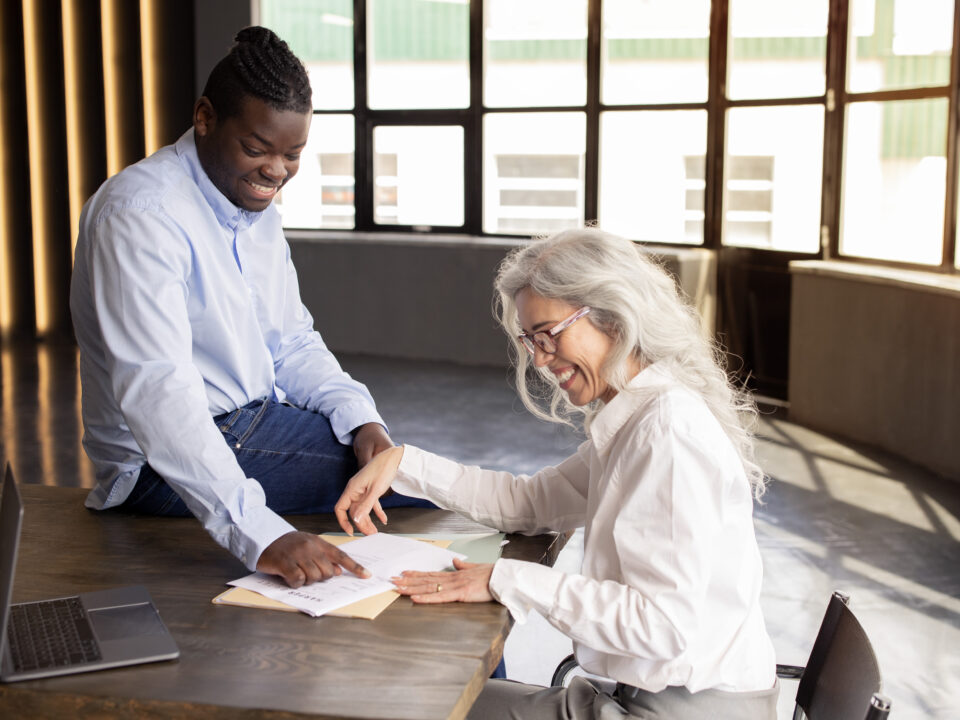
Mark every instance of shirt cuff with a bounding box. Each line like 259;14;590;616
228;506;298;572
393;444;457;504
489;558;564;625
329;401;388;445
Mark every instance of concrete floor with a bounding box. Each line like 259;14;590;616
2;342;957;718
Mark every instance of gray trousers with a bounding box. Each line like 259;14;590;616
466;677;779;720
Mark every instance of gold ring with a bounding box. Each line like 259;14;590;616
436;583;442;593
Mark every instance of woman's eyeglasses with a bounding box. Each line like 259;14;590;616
517;307;591;355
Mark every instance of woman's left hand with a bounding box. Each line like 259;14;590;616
392;558;495;604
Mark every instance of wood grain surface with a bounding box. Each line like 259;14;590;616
1;485;567;719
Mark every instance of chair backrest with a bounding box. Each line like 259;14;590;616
796;591;889;720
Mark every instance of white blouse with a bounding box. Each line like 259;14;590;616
393;363;776;694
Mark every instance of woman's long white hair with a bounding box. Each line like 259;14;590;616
495;228;766;497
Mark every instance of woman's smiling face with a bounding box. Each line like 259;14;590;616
515;288;618;406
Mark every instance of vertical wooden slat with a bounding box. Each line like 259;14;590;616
140;0;196;154
22;0;72;337
140;0;161;155
0;1;35;339
62;0;107;259
101;0;144;175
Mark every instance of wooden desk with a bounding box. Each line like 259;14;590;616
1;485;567;719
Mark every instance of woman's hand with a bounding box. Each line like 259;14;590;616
391;558;495;604
335;445;404;535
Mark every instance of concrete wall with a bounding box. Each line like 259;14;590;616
789;261;960;480
194;1;253;97
289;233;717;367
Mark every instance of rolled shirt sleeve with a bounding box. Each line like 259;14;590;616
394;444;590;535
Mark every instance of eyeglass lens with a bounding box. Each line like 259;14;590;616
521;333;556;355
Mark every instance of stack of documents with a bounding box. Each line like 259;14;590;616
214;532;505;620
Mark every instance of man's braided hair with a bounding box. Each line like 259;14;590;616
202;26;312;119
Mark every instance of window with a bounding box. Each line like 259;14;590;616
599;111;707;244
841;99;947;265
484;113;585;233
373;125;465;226
839;0;955;267
260;0;960;274
724;106;824;253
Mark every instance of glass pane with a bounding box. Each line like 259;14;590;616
599;111;707;244
483;113;585;234
484;0;587;107
728;0;828;100
276;115;355;229
841;99;947;265
723;106;824;252
848;0;954;93
602;0;709;105
260;0;355;110
368;0;469;109
373;126;464;227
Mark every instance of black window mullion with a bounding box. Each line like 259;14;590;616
465;0;483;234
584;0;602;224
821;0;849;260
942;0;960;269
353;0;372;231
704;0;729;251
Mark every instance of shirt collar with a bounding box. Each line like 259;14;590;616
589;362;674;454
175;127;266;233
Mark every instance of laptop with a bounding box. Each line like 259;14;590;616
0;464;179;682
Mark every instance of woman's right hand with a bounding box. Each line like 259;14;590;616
334;445;405;535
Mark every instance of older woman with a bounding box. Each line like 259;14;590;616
334;228;778;719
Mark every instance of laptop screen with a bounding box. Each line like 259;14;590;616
0;465;25;661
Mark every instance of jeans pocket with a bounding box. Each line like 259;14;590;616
216;408;243;445
218;399;271;449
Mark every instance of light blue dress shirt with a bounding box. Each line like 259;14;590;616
70;128;385;570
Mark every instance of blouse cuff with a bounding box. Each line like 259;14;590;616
489;558;563;624
393;445;457;503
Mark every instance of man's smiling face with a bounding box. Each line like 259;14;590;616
193;94;311;213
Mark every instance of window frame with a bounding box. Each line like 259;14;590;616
276;0;960;275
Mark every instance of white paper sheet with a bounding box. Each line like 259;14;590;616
228;533;466;617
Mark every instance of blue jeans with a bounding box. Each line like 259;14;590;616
120;398;434;516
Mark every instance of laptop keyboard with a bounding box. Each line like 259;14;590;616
7;596;102;672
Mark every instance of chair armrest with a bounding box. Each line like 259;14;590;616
551;654;580;687
776;664;805;680
864;692;891;720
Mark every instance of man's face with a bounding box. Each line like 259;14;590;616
193;95;311;213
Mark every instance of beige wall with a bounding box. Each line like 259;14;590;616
789;261;960;480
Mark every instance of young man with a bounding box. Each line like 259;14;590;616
70;27;425;588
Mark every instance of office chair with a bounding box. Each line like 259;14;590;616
551;591;891;720
776;591;891;719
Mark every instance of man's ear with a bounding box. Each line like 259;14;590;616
193;97;216;138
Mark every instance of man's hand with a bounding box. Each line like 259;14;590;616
391;558;495;604
353;422;393;467
257;531;370;588
335;445;404;535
